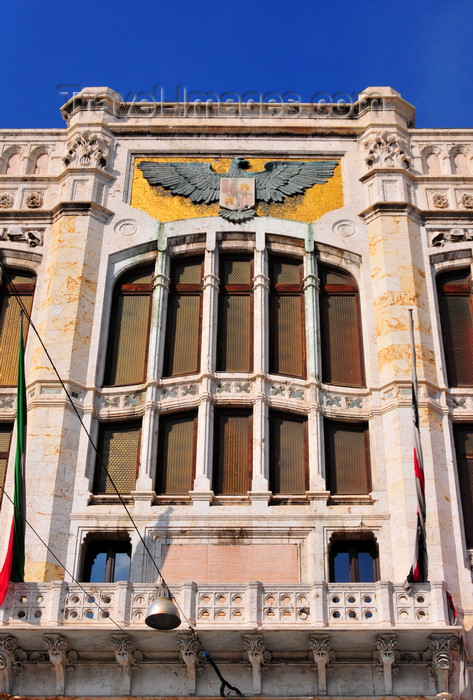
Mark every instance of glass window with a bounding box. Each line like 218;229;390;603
93;421;141;494
213;409;252;495
269;412;307;494
164;257;203;377
319;266;364;387
104;266;153;386
329;536;379;582
217;255;253;372
82;537;131;582
437;269;473;387
325;420;371;495
269;256;305;378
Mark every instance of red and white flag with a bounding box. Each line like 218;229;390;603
406;309;428;585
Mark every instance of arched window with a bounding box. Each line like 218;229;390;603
425;152;440;175
33;153;49;175
453;151;469;176
319;266;364;387
104;266;153;386
269;256;305;378
5;153;21;175
0;268;36;387
437;268;473;387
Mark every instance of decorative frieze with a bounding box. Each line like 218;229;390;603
24;191;43;208
322;391;365;410
101;391;144;410
161;383;198;400
431;227;473;246
0;226;44;246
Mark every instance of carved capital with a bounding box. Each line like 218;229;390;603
244;634;271;695
424;635;457;694
177;633;203;695
63;130;109;170
43;634;77;696
309;636;335;696
0;636;27;695
373;635;399;695
363;130;410;170
112;635;142;671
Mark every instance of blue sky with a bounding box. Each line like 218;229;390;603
1;0;472;129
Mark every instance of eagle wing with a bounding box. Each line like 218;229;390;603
138;161;221;204
255;160;338;203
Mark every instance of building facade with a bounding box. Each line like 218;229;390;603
0;86;472;698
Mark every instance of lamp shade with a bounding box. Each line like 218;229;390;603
145;584;181;630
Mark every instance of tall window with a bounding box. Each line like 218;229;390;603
269;256;305;378
157;412;197;495
319;266;364;387
269;411;307;494
0;424;13;507
81;535;131;582
437;269;473;387
164;257;203;377
0;269;35;387
104;266;153;386
217;255;253;372
213;408;252;495
329;533;379;582
93;421;141;495
453;424;473;547
325;420;371;495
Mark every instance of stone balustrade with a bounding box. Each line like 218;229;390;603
0;580;451;629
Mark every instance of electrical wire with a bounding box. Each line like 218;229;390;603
0;259;244;695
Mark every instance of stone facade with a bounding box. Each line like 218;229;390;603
0;86;471;698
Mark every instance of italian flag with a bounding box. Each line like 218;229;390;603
0;322;26;605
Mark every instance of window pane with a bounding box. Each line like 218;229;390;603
272;259;301;285
321;294;363;386
333;551;350;582
218;295;251;371
165;295;201;375
113;551;131;581
158;413;196;494
325;422;371;495
94;423;140;494
271;295;304;377
88;551;107;582
440;294;473;386
214;411;251;495
454;426;473;547
358;551;376;582
223;258;251;285
270;414;306;494
106;292;151;385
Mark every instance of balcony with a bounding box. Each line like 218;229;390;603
0;580;451;629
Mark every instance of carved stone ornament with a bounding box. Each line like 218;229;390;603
423;635;456;695
0;636;27;695
43;634;77;696
431;227;473;246
432;193;449;209
112;635;143;696
63;130;109;170
177;633;204;695
459;192;473;209
363;130;410;170
309;636;335;696
243;634;271;695
25;191;43;208
0;194;14;208
138;157;338;223
0;226;43;247
373;635;399;695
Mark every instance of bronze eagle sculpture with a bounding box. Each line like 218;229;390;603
138;157;338;222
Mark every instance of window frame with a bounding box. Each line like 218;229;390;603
93;420;142;496
437;268;473;387
0;423;13;508
212;407;253;496
269;410;308;496
156;411;198;496
0;267;36;388
324;419;371;496
328;533;379;583
81;534;132;583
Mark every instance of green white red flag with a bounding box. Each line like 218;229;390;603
0;320;26;604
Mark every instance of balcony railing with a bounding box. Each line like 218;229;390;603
0;580;450;629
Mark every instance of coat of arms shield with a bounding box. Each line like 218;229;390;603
219;178;255;211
